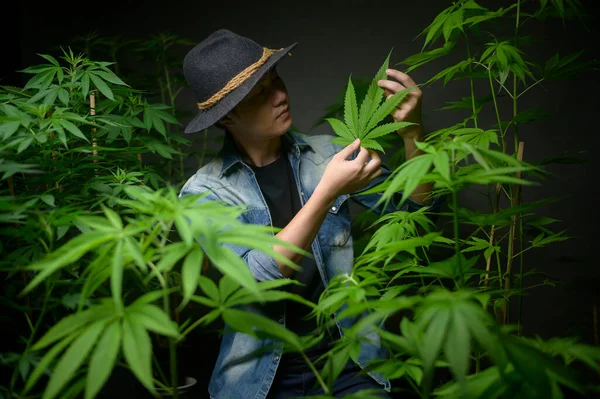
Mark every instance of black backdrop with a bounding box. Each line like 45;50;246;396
6;0;600;397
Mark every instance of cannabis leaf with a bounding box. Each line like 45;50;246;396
326;50;417;153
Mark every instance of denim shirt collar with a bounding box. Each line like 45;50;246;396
218;130;312;177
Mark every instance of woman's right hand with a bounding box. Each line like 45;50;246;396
317;139;382;202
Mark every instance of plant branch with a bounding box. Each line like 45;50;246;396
501;142;524;325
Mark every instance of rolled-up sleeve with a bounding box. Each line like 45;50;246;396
179;184;284;282
351;162;447;217
243;249;284;281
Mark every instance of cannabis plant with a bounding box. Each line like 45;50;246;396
12;185;309;399
307;0;600;398
326;51;417;153
67;31;214;182
1;49;187;397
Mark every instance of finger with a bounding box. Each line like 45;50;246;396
370;167;383;180
354;146;370;164
337;138;361;160
385;69;423;100
363;151;382;174
385;69;418;88
368;150;382;165
378;80;406;98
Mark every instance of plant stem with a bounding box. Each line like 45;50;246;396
11;282;54;397
152;353;170;387
164;57;185;182
452;189;464;288
512;245;535;259
487;67;505;149
90;92;99;177
451;149;464;287
161;271;179;398
301;352;329;395
483;183;502;286
502;142;524;325
511;0;525;330
517;203;525;333
464;35;479;129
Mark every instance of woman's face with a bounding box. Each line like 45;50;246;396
221;66;292;140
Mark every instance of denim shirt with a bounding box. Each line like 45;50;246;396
179;130;443;399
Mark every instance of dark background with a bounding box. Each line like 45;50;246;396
6;0;600;397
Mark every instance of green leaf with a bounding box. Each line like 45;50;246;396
433;151;450;182
25;334;77;393
359;138;385;153
92;70;128;86
395;154;434;206
129;288;178;308
40;194;55;207
154;109;180;124
124;237;147;272
421;7;453;48
143;107;153;131
227;286;315;310
175;215;193;247
43;87;59;106
43;321;105;399
223;309;303;350
122;314;154;393
444;309;470;388
364;121;415;140
128;305;179;338
205;245;262;299
59;119;89;142
16;138;34;154
400;41;455;73
58;88;69;106
365;87;414;133
531;230;570;247
22;231;115;294
154;242;190;274
85;321;121;399
358;50;392;135
330;136;354;147
420;308;450;394
181;244;204;307
31;303;113;351
326;117;355;140
0;120;21;140
425;58;473;86
343;76;359;136
102;205;123;229
151;112;167;137
198;275;219;302
111;239;124;309
81;73;90;100
39;54;60;67
89;73;114;101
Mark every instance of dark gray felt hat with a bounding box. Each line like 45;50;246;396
182;29;297;134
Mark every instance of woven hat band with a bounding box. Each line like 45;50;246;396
197;47;283;111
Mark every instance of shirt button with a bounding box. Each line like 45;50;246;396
274;356;279;361
331;206;337;212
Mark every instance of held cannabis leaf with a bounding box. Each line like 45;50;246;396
327;50;418;153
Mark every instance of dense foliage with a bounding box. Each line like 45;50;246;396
1;1;599;398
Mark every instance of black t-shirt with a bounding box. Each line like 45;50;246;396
249;150;338;373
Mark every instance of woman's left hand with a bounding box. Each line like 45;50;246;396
377;68;424;139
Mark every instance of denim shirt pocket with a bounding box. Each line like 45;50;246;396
319;194;351;247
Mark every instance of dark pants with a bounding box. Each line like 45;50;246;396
267;360;391;399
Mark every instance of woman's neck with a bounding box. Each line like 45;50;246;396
232;134;282;167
